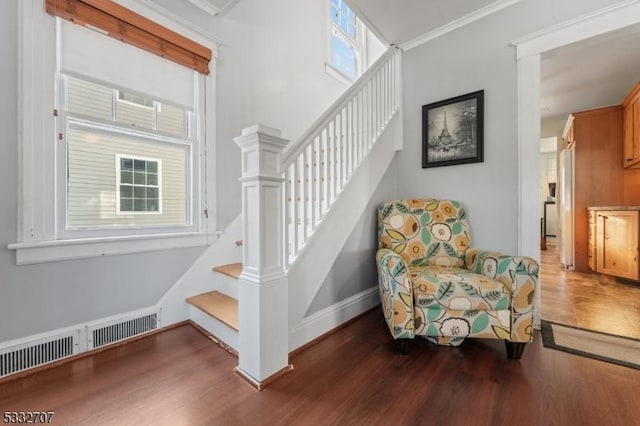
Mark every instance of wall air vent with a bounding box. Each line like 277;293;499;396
89;313;158;349
0;332;78;378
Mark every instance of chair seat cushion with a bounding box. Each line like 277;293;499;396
409;265;510;311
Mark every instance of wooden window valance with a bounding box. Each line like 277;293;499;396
46;0;213;75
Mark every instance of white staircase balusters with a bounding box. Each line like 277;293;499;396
281;47;402;267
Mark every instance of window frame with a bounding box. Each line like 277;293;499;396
10;1;219;265
58;73;197;238
115;153;163;216
326;0;367;83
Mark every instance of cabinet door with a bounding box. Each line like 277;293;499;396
623;105;635;166
588;211;596;271
596;211;639;280
634;99;640;163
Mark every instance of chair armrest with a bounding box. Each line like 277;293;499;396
376;248;415;339
465;248;538;342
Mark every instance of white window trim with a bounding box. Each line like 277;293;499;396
115;154;163;215
10;0;219;265
326;0;368;84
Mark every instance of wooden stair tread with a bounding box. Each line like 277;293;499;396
186;291;238;331
213;263;243;279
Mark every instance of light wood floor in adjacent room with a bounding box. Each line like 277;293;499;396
540;238;640;339
2;310;640;425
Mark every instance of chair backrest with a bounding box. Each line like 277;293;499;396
378;199;472;267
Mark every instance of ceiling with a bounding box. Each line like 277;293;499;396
347;0;504;45
541;23;640;122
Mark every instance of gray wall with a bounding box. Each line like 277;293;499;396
307;161;396;315
397;0;624;255
0;1;205;343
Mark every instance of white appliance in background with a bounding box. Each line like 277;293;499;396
558;147;575;270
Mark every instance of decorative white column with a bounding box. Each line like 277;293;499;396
233;124;291;388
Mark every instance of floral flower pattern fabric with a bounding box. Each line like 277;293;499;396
409;265;510;311
378;199;471;268
376;199;539;347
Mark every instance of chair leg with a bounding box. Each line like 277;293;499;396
505;341;526;359
398;339;410;355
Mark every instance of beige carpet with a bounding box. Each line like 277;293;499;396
541;321;640;369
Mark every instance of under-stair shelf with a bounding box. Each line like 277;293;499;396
212;263;243;279
186;291;238;331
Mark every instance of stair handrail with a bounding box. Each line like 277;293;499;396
280;45;400;170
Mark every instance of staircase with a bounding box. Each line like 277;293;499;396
184;46;403;381
186;246;243;351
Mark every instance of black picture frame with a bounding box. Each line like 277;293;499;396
422;90;484;168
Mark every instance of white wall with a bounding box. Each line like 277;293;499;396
213;0;355;229
397;0;625;255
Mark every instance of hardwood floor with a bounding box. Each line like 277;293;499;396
1;310;639;425
540;238;640;339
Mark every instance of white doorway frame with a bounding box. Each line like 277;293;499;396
512;0;640;324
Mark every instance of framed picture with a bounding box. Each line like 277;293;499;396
422;90;484;168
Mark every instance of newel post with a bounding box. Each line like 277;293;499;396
233;124;291;387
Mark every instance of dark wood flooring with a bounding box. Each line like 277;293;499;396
2;309;639;425
540;238;640;339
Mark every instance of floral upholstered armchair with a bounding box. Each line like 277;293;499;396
376;199;538;358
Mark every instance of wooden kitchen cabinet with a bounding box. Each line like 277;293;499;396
622;82;640;168
587;210;596;271
591;209;639;280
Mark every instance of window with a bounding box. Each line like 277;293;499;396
10;2;217;264
117;156;161;214
63;74;191;231
329;0;361;81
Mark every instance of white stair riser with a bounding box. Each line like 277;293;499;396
188;305;238;351
214;272;238;299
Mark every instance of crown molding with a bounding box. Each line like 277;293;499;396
510;0;640;59
400;0;522;51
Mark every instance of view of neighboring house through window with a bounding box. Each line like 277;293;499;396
330;0;360;80
63;74;191;230
117;156;161;214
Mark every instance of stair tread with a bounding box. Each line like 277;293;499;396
186;291;238;331
212;262;243;279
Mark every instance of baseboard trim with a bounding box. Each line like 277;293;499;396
289;286;380;352
234;364;294;391
0;321;188;385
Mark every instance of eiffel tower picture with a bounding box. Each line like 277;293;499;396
422;90;484;168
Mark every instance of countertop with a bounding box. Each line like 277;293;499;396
587;206;640;211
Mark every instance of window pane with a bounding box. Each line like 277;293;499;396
120;198;133;211
147;173;158;186
121;171;133;184
134;172;146;184
134;160;146;172
156;103;187;137
331;2;339;24
121;158;132;171
67;127;186;228
116;99;154;130
133;187;146;198
120;186;133;198
331;35;357;80
147;161;158;173
147;199;159;212
65;75;113;121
